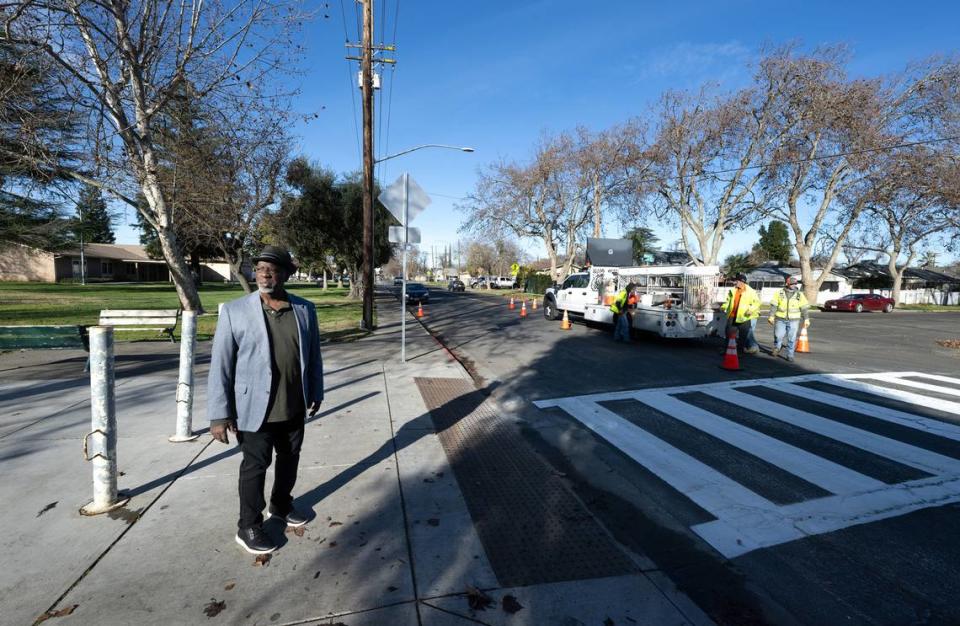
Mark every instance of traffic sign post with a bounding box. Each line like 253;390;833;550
379;173;431;363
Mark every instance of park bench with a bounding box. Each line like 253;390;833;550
0;325;91;371
98;309;181;342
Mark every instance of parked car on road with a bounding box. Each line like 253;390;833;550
823;293;895;313
393;276;403;286
492;276;517;289
470;276;489;289
447;279;465;292
405;282;430;303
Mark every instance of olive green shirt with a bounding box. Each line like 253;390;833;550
261;298;305;423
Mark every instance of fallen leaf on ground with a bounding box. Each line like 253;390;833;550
387;586;398;592
203;599;226;617
36;501;58;518
329;521;343;527
286;526;305;537
427;518;440;527
35;605;78;623
502;595;524;614
423;478;435;483
253;554;271;567
328;541;338;548
314;571;321;579
466;585;494;611
224;582;235;591
937;339;960;349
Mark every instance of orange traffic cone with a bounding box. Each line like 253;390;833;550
721;330;740;371
520;300;527;317
416;302;424;318
532;298;538;310
795;325;810;353
560;309;572;330
509;297;515;310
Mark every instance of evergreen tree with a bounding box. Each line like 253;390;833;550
75;184;115;243
624;226;660;264
1;41;80;249
754;220;792;264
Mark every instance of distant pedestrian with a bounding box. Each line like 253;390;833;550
207;245;324;555
720;273;761;354
768;275;810;362
610;282;636;342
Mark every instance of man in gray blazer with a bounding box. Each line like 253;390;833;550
208;246;323;554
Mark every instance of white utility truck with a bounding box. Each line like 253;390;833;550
542;264;721;339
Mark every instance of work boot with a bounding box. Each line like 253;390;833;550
771;346;781;357
236;526;277;554
744;346;759;355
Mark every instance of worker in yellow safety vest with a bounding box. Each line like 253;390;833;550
720;273;761;354
610;282;636;342
767;275;810;362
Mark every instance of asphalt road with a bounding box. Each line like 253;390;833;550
403;286;960;626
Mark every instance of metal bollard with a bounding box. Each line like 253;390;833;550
80;327;129;515
170;310;200;442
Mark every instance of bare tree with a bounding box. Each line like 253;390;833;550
3;0;303;310
645;69;785;266
764;50;960;303
459;129;627;281
846;152;957;302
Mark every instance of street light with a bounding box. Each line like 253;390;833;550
376;144;474;164
361;143;475;331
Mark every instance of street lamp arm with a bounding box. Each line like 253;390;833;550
376;144;474;164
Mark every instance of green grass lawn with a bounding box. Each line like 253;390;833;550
0;282;365;341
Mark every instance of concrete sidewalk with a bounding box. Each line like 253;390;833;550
0;291;708;626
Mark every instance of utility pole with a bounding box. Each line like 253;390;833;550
345;0;395;330
360;0;374;329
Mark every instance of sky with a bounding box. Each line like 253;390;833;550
112;0;960;266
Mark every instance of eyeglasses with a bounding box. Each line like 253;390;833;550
255;265;280;275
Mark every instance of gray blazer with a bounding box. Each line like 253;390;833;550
207;291;324;432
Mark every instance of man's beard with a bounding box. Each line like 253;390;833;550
258;283;276;294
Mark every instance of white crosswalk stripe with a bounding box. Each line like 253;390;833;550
535;371;960;559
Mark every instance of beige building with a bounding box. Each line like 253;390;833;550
0;243;242;283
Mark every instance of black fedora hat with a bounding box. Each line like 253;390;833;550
253;245;297;273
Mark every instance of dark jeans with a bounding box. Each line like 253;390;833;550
237;421;304;530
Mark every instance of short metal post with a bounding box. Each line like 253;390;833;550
170;310;200;442
80;327;129;515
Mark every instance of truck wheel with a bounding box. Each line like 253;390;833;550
543;298;559;321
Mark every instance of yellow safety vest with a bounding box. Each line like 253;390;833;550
721;285;761;323
609;289;628;314
771;288;809;319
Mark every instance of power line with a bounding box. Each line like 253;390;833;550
339;0;361;162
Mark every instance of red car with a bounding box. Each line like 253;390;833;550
823;293;895;313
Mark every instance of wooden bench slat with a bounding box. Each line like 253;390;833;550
100;318;180;326
100;309;180;317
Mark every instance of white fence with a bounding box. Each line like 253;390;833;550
850;288;959;306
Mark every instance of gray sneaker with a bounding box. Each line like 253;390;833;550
771;346;781;357
785;354;795;362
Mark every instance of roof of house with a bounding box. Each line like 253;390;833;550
838;261;960;283
56;243;156;262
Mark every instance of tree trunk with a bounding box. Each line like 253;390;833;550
322;270;328;290
227;252;252;294
592;173;602;238
156;225;204;312
348;264;361;299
